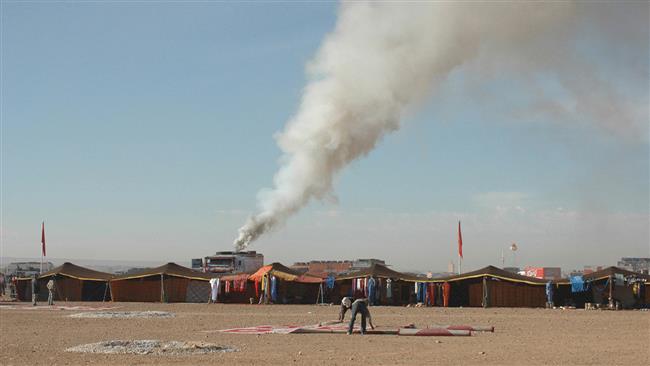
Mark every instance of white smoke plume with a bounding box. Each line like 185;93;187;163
234;1;648;251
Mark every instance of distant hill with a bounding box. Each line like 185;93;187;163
0;256;192;274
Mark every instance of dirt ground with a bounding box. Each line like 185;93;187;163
1;301;648;365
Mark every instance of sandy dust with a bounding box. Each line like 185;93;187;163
1;302;648;365
65;340;235;355
68;311;174;319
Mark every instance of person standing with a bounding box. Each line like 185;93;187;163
31;275;38;306
46;279;55;306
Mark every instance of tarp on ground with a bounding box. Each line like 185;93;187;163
336;263;422;282
249;263;323;283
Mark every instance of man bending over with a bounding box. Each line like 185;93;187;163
339;297;375;335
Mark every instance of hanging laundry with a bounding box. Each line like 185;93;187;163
270;276;278;303
614;274;625;286
545;281;554;304
418;282;426;303
427;283;435;306
386;278;392;299
326;275;335;289
264;274;270;302
362;278;368;297
367;277;376;305
570;276;585;293
442;282;451;307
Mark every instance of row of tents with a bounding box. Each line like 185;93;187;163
14;261;650;309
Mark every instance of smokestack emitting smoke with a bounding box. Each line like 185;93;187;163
234;1;648;250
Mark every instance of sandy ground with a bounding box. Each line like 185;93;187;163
1;301;648;365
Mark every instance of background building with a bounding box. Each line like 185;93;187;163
523;266;562;280
617;257;650;273
4;262;54;277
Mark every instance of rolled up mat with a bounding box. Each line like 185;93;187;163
398;328;471;336
290;327;398;335
432;325;494;332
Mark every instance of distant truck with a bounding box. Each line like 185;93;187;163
202;251;264;274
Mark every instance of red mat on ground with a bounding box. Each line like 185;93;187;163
217;323;360;334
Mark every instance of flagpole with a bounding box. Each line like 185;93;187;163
40;221;45;274
457;220;463;275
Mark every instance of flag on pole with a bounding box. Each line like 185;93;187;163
41;222;46;256
458;221;463;259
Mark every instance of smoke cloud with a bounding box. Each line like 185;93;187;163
234;1;648;250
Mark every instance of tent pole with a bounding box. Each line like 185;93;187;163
102;281;109;302
482;276;489;308
160;274;165;303
608;275;613;309
316;284;321;305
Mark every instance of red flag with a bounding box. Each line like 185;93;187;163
457;221;463;259
41;222;46;256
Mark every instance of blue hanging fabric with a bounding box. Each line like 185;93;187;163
417;282;426;303
326;275;335;289
270;276;278;303
545;281;553;303
570;276;585;293
367;277;376;304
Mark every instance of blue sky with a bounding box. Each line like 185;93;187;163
2;2;648;272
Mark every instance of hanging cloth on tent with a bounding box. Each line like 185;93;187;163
614;274;625;286
270;276;278;303
545;281;553;304
386;278;392;299
570;276;585;293
264;274;270;303
326;275;335;289
209;278;219;302
367;277;376;304
442;282;451;307
419;282;426;303
427;283;435;306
